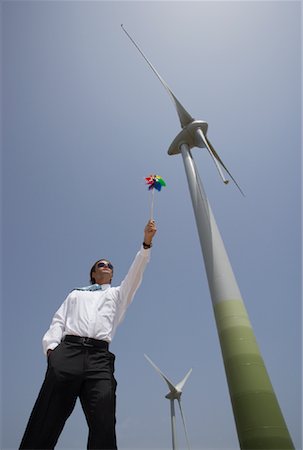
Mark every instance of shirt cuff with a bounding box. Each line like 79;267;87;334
44;342;59;355
140;245;151;254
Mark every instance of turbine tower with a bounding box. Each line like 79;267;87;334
122;26;295;450
145;354;192;450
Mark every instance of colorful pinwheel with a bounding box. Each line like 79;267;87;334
145;174;166;219
145;175;166;191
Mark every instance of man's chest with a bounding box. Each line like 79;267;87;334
68;290;119;317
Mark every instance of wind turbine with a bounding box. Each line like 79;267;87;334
121;24;244;196
122;26;295;450
144;354;192;450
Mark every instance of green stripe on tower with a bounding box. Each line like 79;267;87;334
214;300;294;450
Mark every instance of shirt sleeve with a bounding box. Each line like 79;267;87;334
42;294;70;355
116;246;150;324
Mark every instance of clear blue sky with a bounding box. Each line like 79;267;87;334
1;1;301;449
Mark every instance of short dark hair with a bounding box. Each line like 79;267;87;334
90;259;113;284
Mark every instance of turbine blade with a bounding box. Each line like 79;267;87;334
176;368;192;392
144;354;177;393
197;129;229;184
177;399;191;450
204;135;245;197
121;24;194;128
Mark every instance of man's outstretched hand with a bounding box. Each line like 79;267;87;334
144;220;157;246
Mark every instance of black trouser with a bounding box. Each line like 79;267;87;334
19;338;117;450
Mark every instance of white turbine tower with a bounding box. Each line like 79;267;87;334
144;354;192;450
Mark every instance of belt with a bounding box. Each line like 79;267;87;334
62;334;109;349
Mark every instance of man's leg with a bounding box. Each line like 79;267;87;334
80;348;117;450
19;342;83;450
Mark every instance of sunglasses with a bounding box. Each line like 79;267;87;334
97;261;114;270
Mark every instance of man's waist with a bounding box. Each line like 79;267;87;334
62;334;109;350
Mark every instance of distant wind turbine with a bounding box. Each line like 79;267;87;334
144;354;192;450
122;26;295;450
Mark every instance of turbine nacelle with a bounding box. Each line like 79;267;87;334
168;121;235;188
165;390;181;401
168;120;209;155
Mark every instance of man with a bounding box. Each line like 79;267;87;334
19;219;157;450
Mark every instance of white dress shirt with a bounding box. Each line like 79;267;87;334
42;247;150;355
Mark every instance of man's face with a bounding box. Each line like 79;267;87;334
92;260;114;285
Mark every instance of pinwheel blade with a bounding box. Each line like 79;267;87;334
121;24;194;128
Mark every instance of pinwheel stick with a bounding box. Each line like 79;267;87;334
150;188;155;220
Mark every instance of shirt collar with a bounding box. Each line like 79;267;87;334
74;283;111;292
